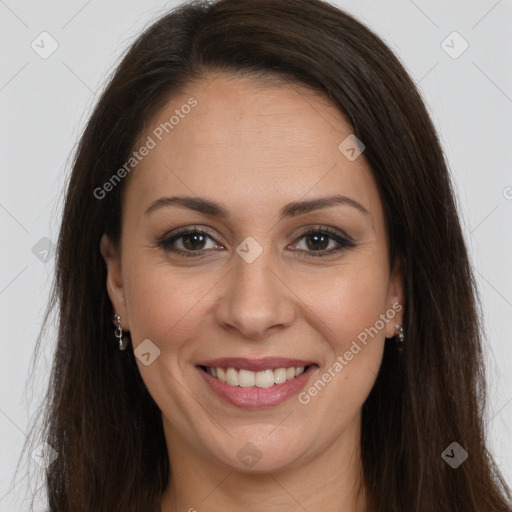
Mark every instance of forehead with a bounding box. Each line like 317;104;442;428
123;74;380;220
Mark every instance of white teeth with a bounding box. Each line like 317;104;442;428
206;366;307;388
226;368;238;386
274;368;287;384
255;369;275;388
238;369;255;388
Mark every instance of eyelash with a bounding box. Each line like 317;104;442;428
155;225;355;259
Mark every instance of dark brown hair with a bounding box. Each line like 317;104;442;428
21;0;512;510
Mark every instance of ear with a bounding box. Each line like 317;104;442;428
100;233;130;330
384;257;405;339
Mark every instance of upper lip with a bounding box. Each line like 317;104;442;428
196;357;316;372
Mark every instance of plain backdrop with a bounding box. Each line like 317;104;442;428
0;0;511;510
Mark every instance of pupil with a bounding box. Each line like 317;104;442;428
183;233;205;250
306;234;328;250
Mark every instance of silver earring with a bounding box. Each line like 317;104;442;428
113;313;129;351
395;322;404;343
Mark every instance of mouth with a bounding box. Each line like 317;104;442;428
195;358;319;409
198;364;312;388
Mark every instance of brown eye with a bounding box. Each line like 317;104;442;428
156;227;222;257
290;227;355;258
303;233;331;251
181;232;208;251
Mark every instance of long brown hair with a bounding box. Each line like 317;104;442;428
21;0;512;510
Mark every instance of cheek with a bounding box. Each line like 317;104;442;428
124;263;216;349
293;255;390;353
121;260;218;412
294;260;389;430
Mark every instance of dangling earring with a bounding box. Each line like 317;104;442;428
112;313;130;351
395;322;404;352
395;322;404;342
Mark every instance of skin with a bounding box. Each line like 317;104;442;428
100;73;404;512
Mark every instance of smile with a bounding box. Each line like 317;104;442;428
196;359;318;409
200;365;307;388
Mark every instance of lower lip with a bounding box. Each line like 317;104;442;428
197;365;318;409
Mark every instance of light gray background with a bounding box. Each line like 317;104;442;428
1;0;511;510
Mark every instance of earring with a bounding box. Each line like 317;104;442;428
112;313;130;351
395;322;405;343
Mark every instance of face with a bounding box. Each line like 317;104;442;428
101;74;403;474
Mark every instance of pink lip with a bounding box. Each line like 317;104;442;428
196;357;316;372
196;364;318;409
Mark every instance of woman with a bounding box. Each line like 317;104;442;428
24;0;512;510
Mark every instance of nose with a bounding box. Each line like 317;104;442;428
214;248;296;340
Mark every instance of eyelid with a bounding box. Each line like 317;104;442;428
291;224;355;244
154;225;223;251
288;225;355;258
155;224;355;257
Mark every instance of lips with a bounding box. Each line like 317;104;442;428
195;357;319;409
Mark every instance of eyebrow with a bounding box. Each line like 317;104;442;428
144;194;369;219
